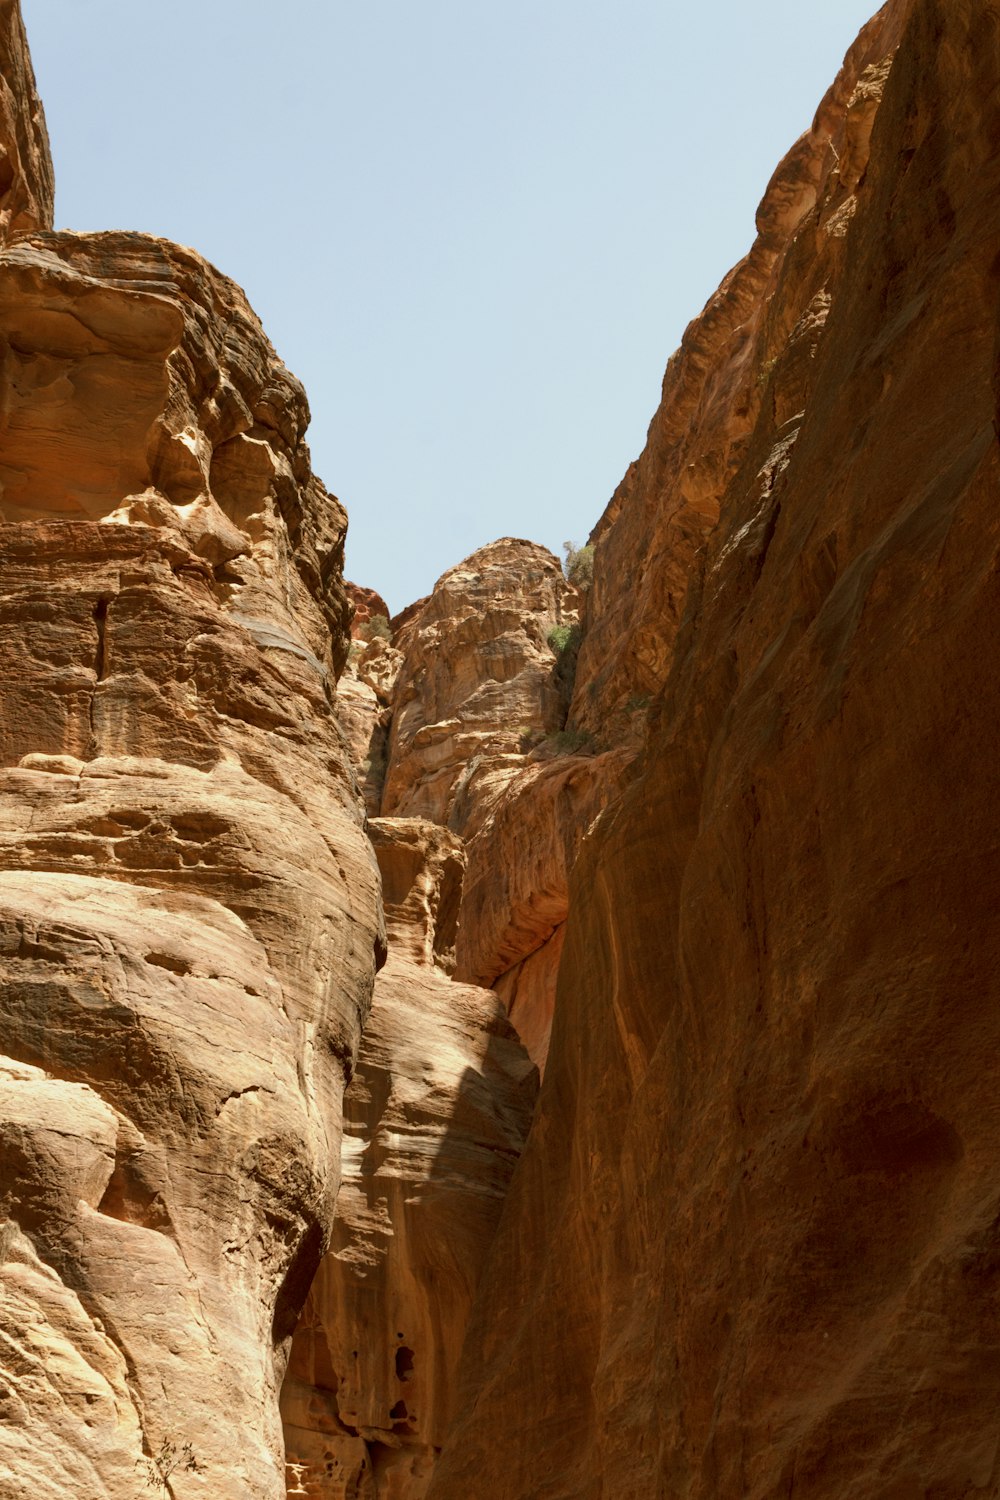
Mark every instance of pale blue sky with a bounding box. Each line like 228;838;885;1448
22;1;879;613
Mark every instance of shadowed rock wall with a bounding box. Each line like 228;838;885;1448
428;2;1000;1495
281;819;535;1499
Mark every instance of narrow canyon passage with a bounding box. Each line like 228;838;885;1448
1;1;1000;1498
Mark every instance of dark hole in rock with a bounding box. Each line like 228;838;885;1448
146;952;190;976
395;1345;414;1382
389;1400;407;1420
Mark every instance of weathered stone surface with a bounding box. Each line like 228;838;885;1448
427;3;1000;1496
345;582;391;639
0;53;382;1496
491;925;565;1078
366;819;465;973
282;818;536;1499
455;749;634;1071
336;639;405;817
381;539;576;835
568;5;906;741
0;0;52;241
0;231;352;666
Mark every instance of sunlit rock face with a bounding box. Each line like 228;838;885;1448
567;2;904;745
380;539;577;837
281;817;536;1500
0;0;51;242
367;538;601;1077
345;582;391;639
0;10;383;1495
428;2;1000;1496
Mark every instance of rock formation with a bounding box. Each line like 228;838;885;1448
345;583;391;640
428;2;1000;1496
6;0;1000;1496
281;818;536;1499
0;12;383;1497
337;638;404;818
381;539;576;836
0;0;51;242
454;747;633;1072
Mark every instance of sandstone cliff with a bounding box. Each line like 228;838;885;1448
428;2;1000;1496
342;539;606;1074
381;538;577;837
0;14;383;1497
0;0;51;242
281;818;536;1499
7;1;1000;1497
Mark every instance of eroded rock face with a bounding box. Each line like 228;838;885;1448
345;582;391;639
455;748;634;1072
0;28;382;1495
337;639;405;817
0;0;52;241
427;2;1000;1496
381;539;576;835
281;818;536;1499
567;3;906;742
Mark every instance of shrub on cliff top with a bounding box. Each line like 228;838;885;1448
562;541;594;590
359;613;391;643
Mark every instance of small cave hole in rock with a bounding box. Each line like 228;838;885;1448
145;951;190;976
389;1400;408;1420
395;1345;414;1382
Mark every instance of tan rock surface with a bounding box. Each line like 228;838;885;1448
0;34;382;1493
381;539;575;835
337;640;404;817
491;925;565;1078
427;3;1000;1496
455;748;634;1071
0;0;52;241
282;818;536;1499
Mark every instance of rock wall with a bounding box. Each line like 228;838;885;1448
10;0;1000;1496
281;818;536;1499
428;2;1000;1495
381;539;576;837
0;0;51;241
0;13;383;1497
454;748;634;1072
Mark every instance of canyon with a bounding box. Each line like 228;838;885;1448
1;0;999;1497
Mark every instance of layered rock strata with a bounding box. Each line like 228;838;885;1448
454;747;634;1072
0;0;51;242
281;818;536;1499
345;582;391;639
341;541;615;1074
381;539;576;837
337;638;404;817
0;16;383;1497
428;3;1000;1496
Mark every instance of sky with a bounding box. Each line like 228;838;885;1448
22;0;881;615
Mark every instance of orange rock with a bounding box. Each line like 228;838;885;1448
569;4;908;742
0;12;382;1494
427;3;1000;1496
455;748;635;1071
381;539;576;835
345;581;391;638
281;817;535;1499
0;0;52;240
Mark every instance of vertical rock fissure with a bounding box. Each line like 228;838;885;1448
87;595;110;756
